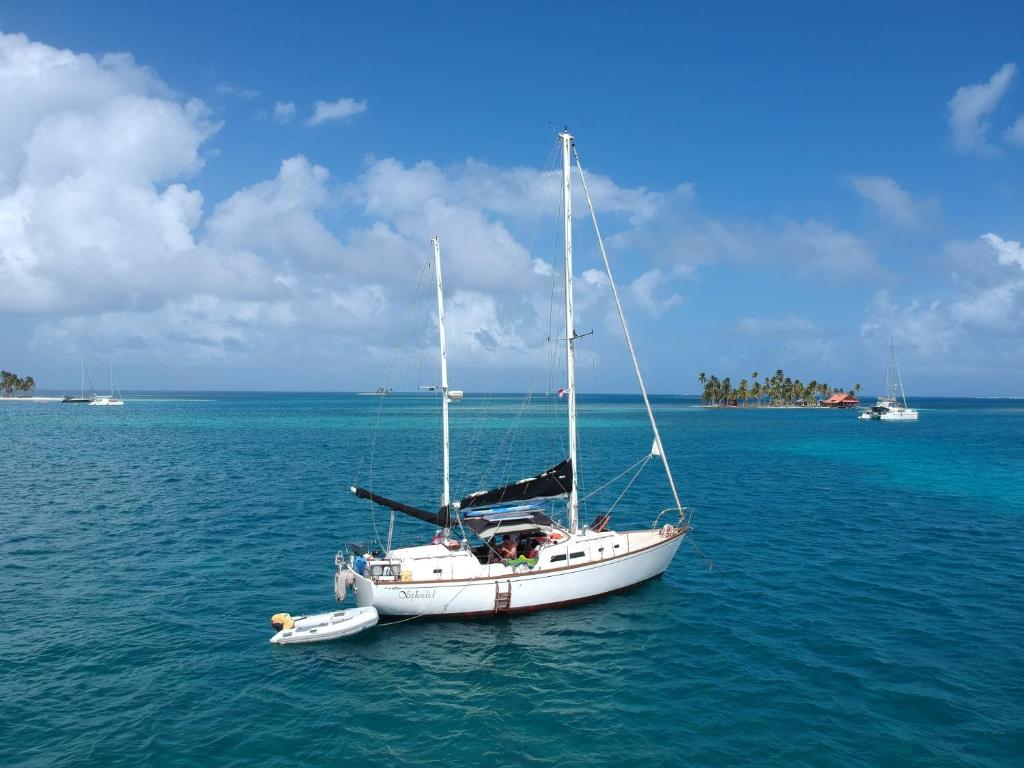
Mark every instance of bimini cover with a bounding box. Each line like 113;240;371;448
456;459;572;512
461;506;556;540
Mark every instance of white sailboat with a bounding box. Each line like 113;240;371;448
90;365;125;406
859;338;917;421
337;132;689;617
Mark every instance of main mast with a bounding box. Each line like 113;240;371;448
560;131;580;534
886;336;898;402
432;236;452;519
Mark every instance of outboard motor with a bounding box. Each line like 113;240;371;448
270;613;295;631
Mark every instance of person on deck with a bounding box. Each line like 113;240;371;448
490;535;518;563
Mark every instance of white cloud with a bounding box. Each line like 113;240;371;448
861;291;957;357
863;231;1024;366
0;32;167;192
1006;114;1024;149
33;296;294;363
273;101;296;123
307;97;367;126
206;156;346;268
215;82;259;100
947;63;1016;154
0;32;276;317
980;232;1024;269
950;279;1024;330
1005;115;1024;146
850;175;935;228
628;269;682;316
776;220;881;280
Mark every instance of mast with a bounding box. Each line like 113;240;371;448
80;360;85;398
887;336;898;401
432;236;452;520
891;337;908;407
560;131;580;534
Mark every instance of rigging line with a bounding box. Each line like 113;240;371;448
606;454;653;518
474;385;534;493
448;146;559;504
496;388;534;489
364;255;433;553
686;535;725;576
454;391;493;502
573;144;685;518
491;136;561;319
579;453;652;502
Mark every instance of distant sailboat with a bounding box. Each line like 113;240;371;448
62;361;95;404
859;338;918;421
90;365;125;407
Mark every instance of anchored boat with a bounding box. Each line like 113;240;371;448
338;132;689;618
859;338;918;421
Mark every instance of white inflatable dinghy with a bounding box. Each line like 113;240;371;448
269;606;379;644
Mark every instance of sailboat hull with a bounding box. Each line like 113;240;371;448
350;528;685;618
879;409;917;421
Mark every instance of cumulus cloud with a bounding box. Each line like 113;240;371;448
861;291;957;357
1005;115;1024;146
947;63;1017;154
863;231;1024;369
206;156;346;268
850;175;935;229
2;30;907;387
0;32;276;317
980;232;1024;269
273;101;296;123
0;32;166;191
307;97;367;126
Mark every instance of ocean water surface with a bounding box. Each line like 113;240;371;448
1;393;1021;767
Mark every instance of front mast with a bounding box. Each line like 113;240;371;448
432;237;452;528
560;131;580;534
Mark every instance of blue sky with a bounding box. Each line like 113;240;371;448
1;2;1023;395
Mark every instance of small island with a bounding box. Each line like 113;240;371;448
698;369;861;407
1;370;36;397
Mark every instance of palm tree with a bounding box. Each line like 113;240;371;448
738;379;749;407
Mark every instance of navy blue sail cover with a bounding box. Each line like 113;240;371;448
456;459;572;511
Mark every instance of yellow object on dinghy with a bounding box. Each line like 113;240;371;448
270;613;295;631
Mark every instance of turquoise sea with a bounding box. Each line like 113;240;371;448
1;393;1022;767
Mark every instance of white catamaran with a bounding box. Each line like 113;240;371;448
90;365;125;407
859;338;918;421
337;132;689;617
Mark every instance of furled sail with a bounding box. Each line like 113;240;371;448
350;486;456;527
456;459;572;511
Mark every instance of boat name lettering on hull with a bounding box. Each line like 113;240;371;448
397;588;437;600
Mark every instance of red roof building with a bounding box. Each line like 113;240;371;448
821;392;859;408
